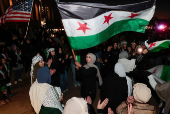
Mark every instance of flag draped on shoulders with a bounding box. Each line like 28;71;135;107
145;40;170;52
57;0;156;50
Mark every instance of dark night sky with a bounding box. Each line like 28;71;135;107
154;0;170;19
58;0;170;19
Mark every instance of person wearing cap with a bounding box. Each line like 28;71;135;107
116;83;157;114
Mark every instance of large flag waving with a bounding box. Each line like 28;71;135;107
57;0;156;50
0;0;33;25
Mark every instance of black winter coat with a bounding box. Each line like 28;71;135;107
48;56;61;87
100;72;128;114
57;53;67;74
111;48;120;65
77;66;97;102
101;51;114;79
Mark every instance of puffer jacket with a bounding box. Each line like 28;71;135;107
116;101;157;114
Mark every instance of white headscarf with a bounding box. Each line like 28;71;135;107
121;41;127;47
30;55;43;84
114;63;132;97
83;53;103;86
47;48;55;58
63;97;88;114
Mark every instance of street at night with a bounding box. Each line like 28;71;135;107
0;0;170;114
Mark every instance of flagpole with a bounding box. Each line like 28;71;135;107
25;0;34;37
25;22;29;36
72;49;77;61
29;0;34;85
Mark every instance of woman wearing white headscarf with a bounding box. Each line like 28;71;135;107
114;63;133;97
63;97;113;114
75;53;103;102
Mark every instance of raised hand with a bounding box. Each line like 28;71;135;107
97;98;109;109
108;107;114;114
50;69;56;76
75;61;82;67
47;58;53;67
143;49;148;54
85;96;92;104
127;96;134;104
128;103;133;114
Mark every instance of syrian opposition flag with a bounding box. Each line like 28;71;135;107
145;40;170;52
57;0;156;50
147;65;170;82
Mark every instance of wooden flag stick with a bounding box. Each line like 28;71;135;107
72;49;77;61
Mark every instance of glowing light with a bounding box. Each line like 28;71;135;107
158;25;165;30
138;47;143;53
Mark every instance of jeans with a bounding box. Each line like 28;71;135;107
60;70;68;92
71;59;80;86
14;69;22;81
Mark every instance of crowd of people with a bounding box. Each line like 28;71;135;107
0;26;170;114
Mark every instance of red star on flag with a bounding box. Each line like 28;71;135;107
148;43;156;49
103;13;113;25
77;22;91;34
152;69;157;74
128;13;139;18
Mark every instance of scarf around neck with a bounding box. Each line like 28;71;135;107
83;53;103;86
